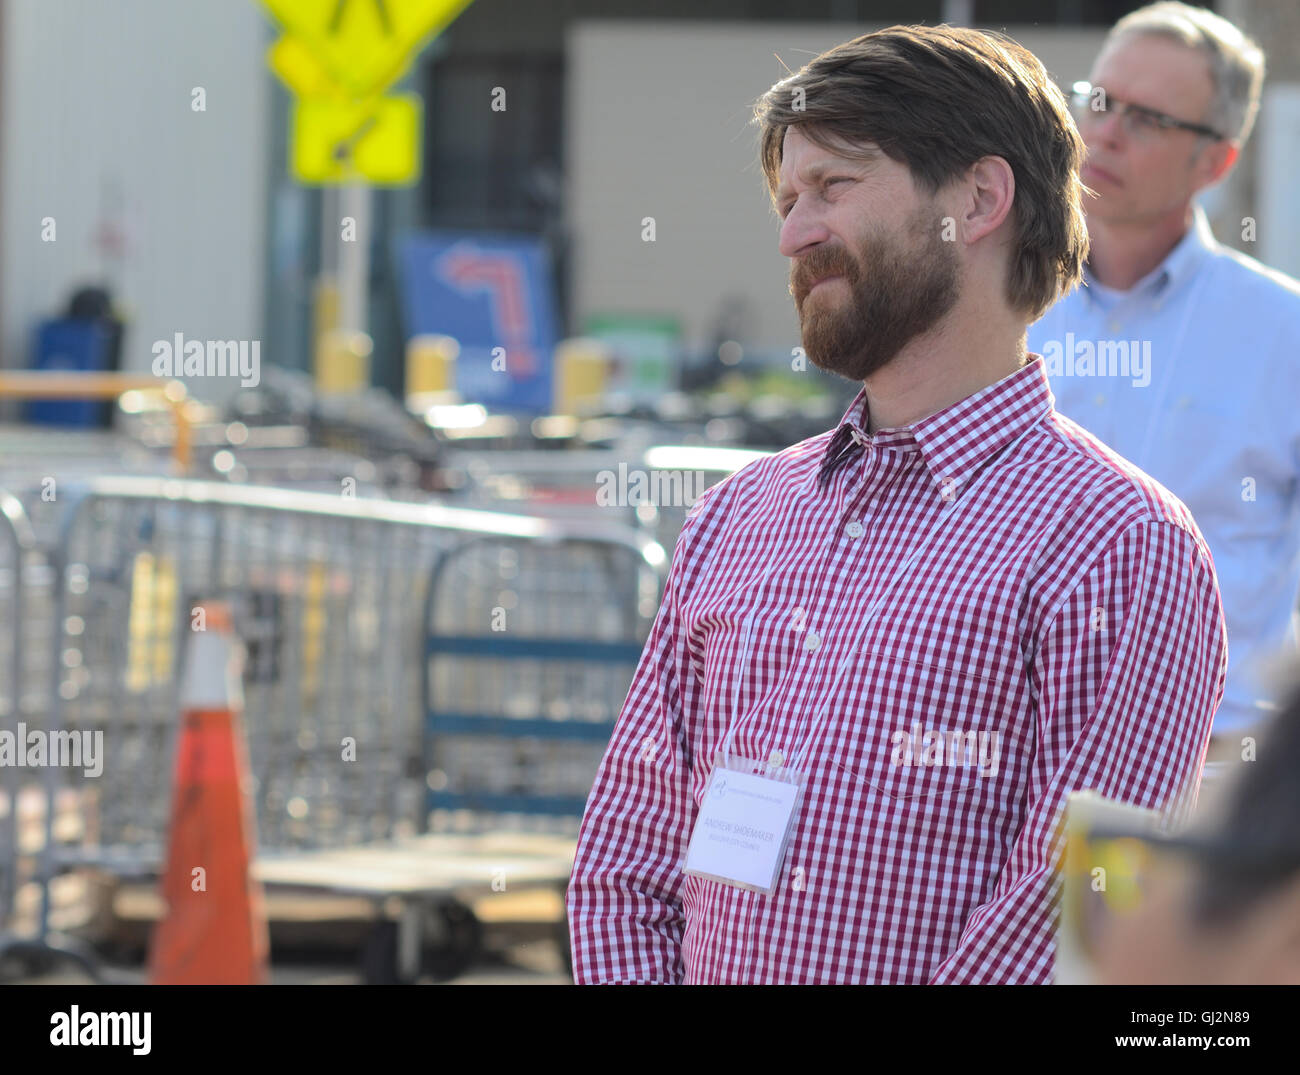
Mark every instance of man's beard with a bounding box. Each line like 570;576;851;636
790;205;960;382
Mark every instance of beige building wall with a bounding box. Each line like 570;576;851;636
0;0;271;398
1221;0;1300;279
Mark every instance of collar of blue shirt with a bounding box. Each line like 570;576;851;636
1079;202;1218;306
818;354;1054;500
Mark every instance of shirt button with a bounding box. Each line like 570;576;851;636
769;749;784;767
845;520;864;539
1094;393;1106;406
1178;395;1192;408
804;631;820;652
1107;319;1121;333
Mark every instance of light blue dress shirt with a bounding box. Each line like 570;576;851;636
1028;205;1300;736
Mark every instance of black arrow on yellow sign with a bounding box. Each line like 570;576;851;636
331;113;380;163
328;0;393;36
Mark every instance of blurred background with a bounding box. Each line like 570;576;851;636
0;0;1295;986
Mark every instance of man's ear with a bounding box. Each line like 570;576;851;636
962;155;1015;245
1196;139;1239;189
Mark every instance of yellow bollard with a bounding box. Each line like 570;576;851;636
405;334;459;403
314;329;372;394
552;337;611;416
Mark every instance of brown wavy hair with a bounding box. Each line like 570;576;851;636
754;24;1089;323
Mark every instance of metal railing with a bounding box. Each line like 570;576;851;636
0;494;35;937
445;443;768;555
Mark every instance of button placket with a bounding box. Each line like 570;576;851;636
845;449;887;543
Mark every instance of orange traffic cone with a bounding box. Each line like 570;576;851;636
147;601;269;984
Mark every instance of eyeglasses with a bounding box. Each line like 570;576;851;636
1064;825;1300;959
1069;80;1226;142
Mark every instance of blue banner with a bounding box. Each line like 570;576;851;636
398;230;557;413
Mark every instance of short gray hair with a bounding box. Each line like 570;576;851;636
1107;1;1265;144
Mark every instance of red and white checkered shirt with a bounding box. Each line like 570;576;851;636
567;354;1228;984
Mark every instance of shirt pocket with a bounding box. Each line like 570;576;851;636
834;654;1004;804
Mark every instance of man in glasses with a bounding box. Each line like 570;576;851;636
1028;2;1300;784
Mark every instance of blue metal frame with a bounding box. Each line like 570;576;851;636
422;534;657;824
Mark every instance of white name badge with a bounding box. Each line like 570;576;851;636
683;753;806;895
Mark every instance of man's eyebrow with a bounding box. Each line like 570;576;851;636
775;152;877;205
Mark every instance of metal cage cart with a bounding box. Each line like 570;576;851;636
3;476;664;982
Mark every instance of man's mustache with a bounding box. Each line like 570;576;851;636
791;257;856;297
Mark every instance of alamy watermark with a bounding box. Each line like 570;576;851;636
50;1006;150;1055
890;721;1000;778
1040;334;1150;388
596;464;707;508
151;333;260;386
0;723;102;777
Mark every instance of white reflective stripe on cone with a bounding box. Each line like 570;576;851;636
180;629;245;710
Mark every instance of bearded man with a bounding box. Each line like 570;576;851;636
566;24;1228;984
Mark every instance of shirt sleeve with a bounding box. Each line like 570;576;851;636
565;510;706;984
927;518;1228;984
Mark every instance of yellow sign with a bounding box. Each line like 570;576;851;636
267;34;340;99
291;93;422;183
260;0;473;96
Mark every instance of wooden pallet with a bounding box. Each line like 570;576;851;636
251;832;576;899
98;832;577;982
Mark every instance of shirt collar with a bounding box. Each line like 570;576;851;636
1080;202;1217;304
817;354;1055;499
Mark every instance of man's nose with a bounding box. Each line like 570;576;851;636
778;200;832;259
1088;106;1127;148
